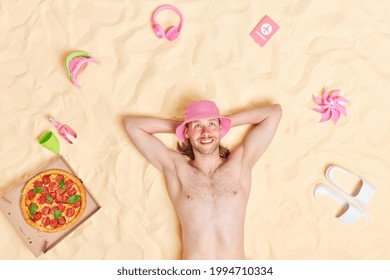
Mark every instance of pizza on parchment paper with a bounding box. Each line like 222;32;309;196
20;169;86;233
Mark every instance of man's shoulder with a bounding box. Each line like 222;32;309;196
162;149;189;171
225;145;253;172
227;145;244;162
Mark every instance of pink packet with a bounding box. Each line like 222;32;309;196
250;15;279;47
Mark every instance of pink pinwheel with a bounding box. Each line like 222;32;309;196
313;88;349;124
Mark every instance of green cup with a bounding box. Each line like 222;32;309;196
38;131;60;154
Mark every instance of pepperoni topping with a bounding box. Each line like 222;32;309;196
42;175;51;185
34;180;43;187
72;201;81;208
55;174;64;182
48;182;57;191
50;206;59;215
54;195;62;204
27;189;35;200
59;188;67;196
58;204;66;213
64;180;74;188
54;195;64;203
32;212;42;222
42;206;50;215
37;195;47;204
49;192;57;200
66;207;75;217
58;217;66;226
67;187;77;196
41;187;49;195
42;217;51;227
50;218;58;228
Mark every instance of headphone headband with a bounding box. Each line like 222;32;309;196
152;5;183;31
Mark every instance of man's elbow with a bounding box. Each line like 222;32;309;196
122;116;130;128
122;116;137;132
271;103;282;118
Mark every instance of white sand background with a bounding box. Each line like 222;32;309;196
0;0;389;259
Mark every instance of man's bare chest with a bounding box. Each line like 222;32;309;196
180;165;240;201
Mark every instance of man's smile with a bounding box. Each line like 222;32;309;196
198;138;215;145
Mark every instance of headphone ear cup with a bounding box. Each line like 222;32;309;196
153;24;165;39
165;26;180;41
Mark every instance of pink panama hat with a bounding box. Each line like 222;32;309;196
175;100;232;142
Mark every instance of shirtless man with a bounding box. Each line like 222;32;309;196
123;100;282;259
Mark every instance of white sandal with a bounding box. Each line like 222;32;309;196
326;165;376;206
313;184;370;224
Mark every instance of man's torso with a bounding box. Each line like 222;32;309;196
164;151;251;259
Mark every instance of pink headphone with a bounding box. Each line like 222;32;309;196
152;5;183;41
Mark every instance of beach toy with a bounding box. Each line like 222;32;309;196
65;51;97;88
49;117;77;144
38;131;60;154
312;88;349;124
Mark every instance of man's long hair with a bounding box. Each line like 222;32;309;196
176;141;230;161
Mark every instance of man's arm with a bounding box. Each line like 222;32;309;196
123;116;181;172
228;104;282;168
